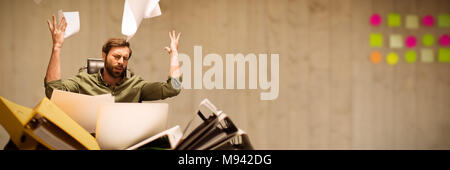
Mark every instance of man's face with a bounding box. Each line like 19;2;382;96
103;46;130;78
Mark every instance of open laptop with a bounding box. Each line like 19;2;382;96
95;103;168;150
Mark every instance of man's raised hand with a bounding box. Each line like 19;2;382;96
47;15;67;49
164;30;181;54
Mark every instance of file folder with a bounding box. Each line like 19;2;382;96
175;99;254;150
0;96;100;150
0;96;38;149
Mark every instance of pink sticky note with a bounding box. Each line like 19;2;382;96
405;36;417;48
370;13;382;26
422;15;434;27
439;34;450;46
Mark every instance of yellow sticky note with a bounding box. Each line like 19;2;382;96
438;48;450;63
438;14;450;28
390;34;403;48
405;50;417;63
406;15;419;29
386;52;399;66
423;34;435;46
388;13;401;27
370;33;383;47
421;48;434;63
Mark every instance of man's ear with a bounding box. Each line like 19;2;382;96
102;52;106;61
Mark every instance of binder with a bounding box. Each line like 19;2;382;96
0;96;100;150
122;98;254;150
126;125;183;150
175;99;254;150
0;97;38;149
174;112;219;150
187;114;239;150
209;129;254;150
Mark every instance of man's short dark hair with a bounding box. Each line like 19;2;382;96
102;38;132;58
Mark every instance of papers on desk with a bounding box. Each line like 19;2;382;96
50;90;114;133
95;103;168;150
57;10;80;39
1;92;254;150
121;0;162;41
50;90;173;150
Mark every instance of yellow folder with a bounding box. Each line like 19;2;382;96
0;96;100;150
0;96;38;149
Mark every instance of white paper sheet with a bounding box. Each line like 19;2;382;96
50;90;115;133
95;103;168;150
58;10;80;39
144;2;161;18
33;0;42;5
121;0;161;41
0;125;9;150
126;125;182;150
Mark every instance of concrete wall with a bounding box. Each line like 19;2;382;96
0;0;449;149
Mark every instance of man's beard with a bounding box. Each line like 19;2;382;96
105;59;126;78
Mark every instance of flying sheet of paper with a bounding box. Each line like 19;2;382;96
58;10;80;39
145;3;161;18
33;0;42;5
50;90;115;133
122;0;161;41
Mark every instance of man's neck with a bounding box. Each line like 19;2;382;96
101;69;123;87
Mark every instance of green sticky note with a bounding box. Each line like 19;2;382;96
422;34;435;46
388;13;401;27
386;52;399;66
370;33;383;47
390;34;403;48
406;15;419;29
405;50;417;63
421;48;434;63
438;14;450;28
438;48;450;63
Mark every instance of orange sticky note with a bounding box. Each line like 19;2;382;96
370;51;382;64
